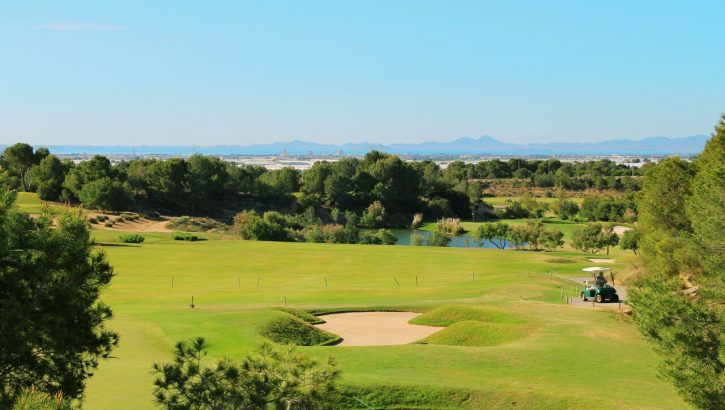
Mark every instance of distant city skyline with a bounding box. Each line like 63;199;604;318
1;1;724;146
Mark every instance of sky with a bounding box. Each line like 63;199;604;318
1;1;724;146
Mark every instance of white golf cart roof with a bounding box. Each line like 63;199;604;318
582;267;611;272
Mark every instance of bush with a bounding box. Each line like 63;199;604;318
360;201;386;228
171;232;200;241
410;231;425;246
436;218;464;235
104;221;113;227
427;232;451;247
168;216;225;232
118;234;145;244
359;229;398;245
233;210;290;241
88;217;98;224
411;213;423;228
259;315;340;346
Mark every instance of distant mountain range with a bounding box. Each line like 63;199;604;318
3;134;710;156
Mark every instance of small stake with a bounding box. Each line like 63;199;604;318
472;272;475;280
394;278;400;287
284;296;287;306
256;277;260;287
190;296;195;309
172;277;174;288
238;276;240;288
325;277;328;287
416;275;418;286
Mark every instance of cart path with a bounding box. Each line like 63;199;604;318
566;276;628;309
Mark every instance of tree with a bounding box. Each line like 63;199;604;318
554;199;579;220
152;338;340;410
540;228;565;251
600;224;620;255
0;189;118;406
1;143;44;191
629;115;725;409
475;223;510;249
77;177;134;211
28;155;66;200
571;223;606;253
619;229;641;254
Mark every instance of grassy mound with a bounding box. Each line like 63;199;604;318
276;308;324;325
410;305;523;327
259;314;340;346
421;321;530;347
168;216;226;232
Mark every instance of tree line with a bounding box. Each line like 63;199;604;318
443;157;644;190
1;144;643;227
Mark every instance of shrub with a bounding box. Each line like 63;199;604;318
171;232;200;241
168;216;225;232
427;232;451;247
360;201;385;228
233;210;290;241
88;217;98;224
411;213;423;228
118;234;145;244
259;315;340;346
104;221;113;227
359;229;397;245
410;231;425;246
114;217;124;223
303;225;325;243
436;218;464;235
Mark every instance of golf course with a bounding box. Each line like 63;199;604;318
56;219;687;409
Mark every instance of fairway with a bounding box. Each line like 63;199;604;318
81;229;688;409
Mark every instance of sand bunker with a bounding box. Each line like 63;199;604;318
315;312;444;346
588;258;615;264
612;225;631;235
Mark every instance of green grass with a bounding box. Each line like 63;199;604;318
410;305;524;327
277;307;326;324
421;321;532;347
78;228;685;409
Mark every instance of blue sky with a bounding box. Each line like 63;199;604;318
1;1;723;146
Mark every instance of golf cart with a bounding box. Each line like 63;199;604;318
580;267;619;303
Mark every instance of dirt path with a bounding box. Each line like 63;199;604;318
315;312;444;346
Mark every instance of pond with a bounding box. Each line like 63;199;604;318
390;229;512;249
